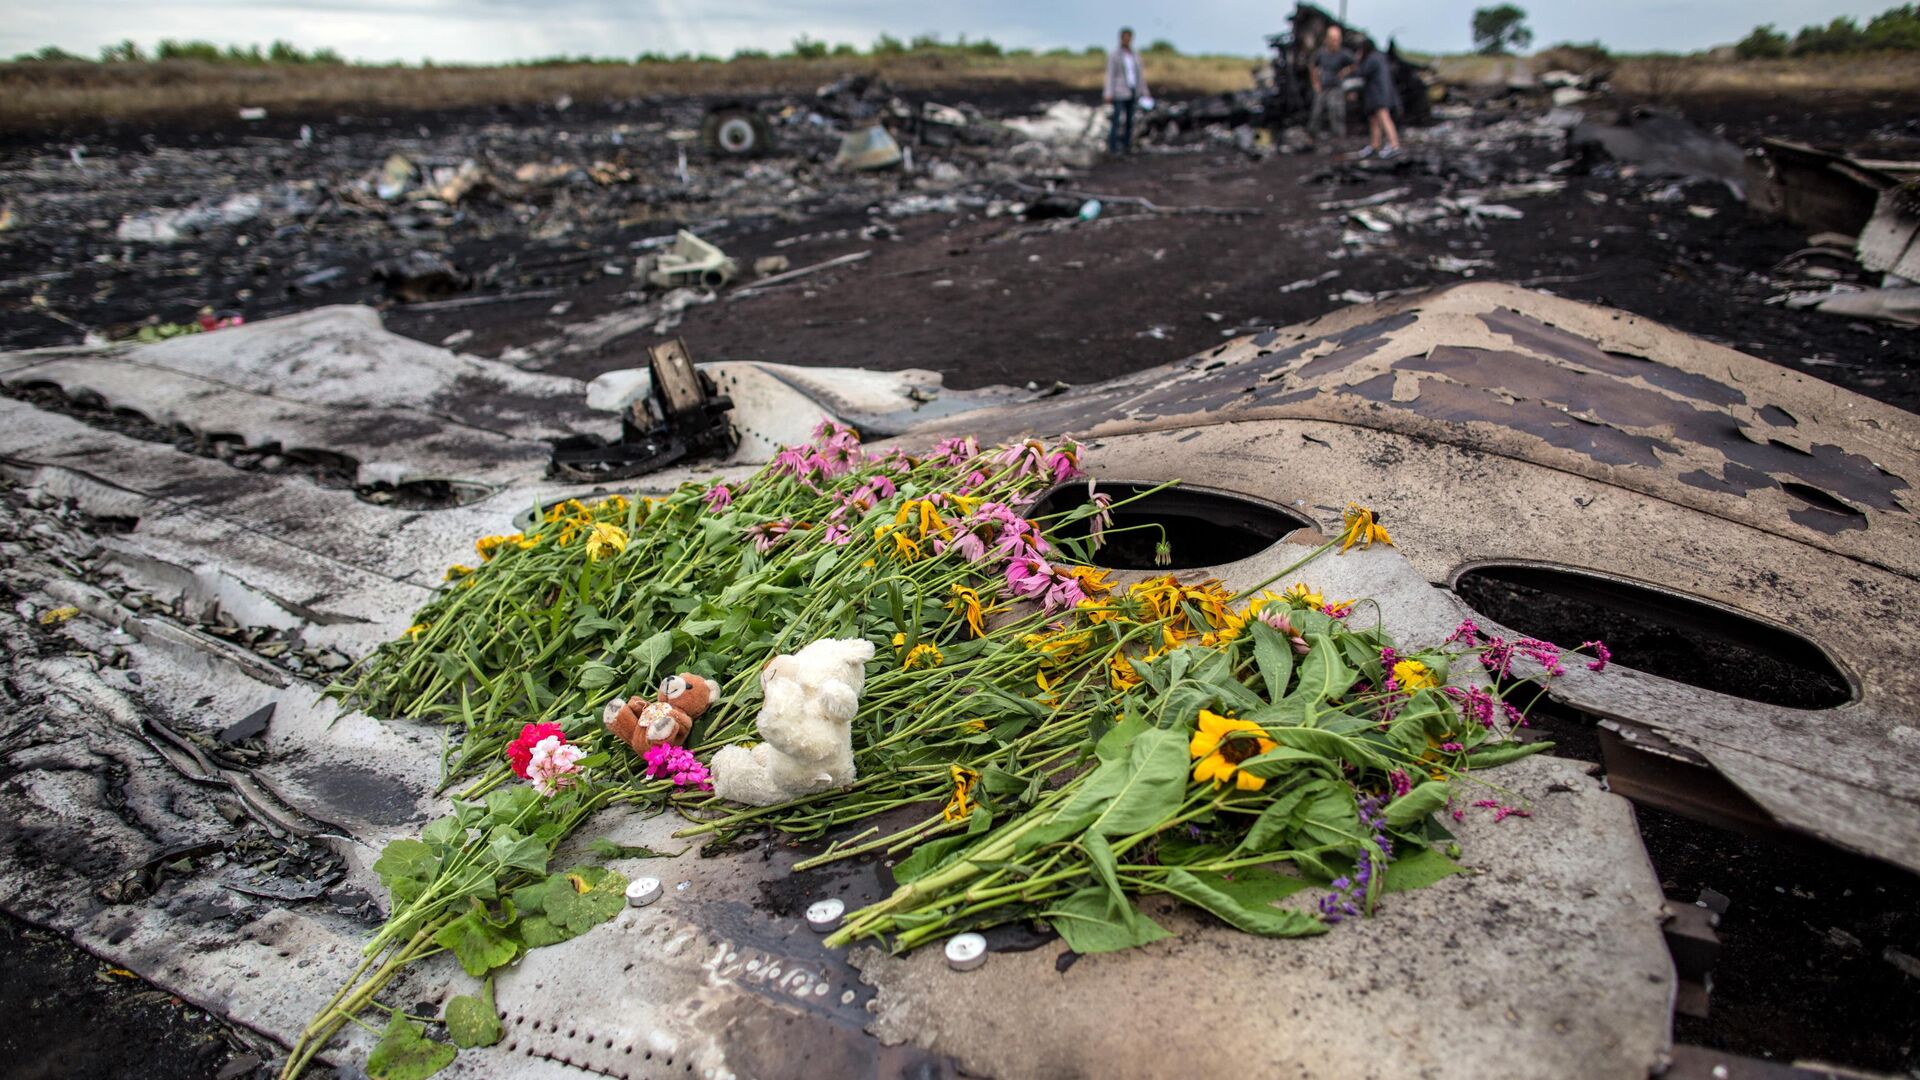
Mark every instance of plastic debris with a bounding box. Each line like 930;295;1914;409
833;125;904;171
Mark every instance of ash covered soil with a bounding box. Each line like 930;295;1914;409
2;78;1919;1078
2;82;1917;411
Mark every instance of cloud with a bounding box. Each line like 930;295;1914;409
2;0;1898;64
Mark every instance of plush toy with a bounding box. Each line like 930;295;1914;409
603;672;721;756
710;637;875;806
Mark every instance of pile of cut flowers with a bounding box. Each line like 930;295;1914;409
283;422;1604;1079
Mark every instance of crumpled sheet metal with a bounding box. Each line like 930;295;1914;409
0;305;608;491
915;282;1918;576
0;332;1675;1080
901;284;1920;870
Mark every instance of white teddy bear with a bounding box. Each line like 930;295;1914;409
710;637;876;807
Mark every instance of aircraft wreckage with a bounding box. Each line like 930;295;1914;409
0;282;1914;1079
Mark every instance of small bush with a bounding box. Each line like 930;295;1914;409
731;47;770;61
1145;39;1178;55
789;35;828;60
872;33;906;56
1735;24;1789;59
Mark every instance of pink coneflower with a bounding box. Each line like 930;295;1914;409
932;436;979;466
702;484;733;512
995;440;1049;479
1087;487;1114;549
1005;555;1053;600
745;519;796;553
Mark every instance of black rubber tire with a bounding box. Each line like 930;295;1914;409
702;109;772;158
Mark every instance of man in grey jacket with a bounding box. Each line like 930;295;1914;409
1308;24;1354;149
1103;27;1149;154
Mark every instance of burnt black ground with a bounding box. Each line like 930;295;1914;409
2;81;1918;1078
0;911;266;1080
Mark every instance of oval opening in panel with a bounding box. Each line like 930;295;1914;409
1026;482;1315;570
1450;563;1853;709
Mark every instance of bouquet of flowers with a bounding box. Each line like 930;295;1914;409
284;422;1599;1079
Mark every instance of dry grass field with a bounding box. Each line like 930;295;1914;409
0;51;1260;130
1428;49;1920;96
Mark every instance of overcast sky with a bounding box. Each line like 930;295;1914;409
1;0;1898;64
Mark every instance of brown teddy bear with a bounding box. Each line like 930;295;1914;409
602;673;721;755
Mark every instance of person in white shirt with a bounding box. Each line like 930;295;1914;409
1103;27;1150;154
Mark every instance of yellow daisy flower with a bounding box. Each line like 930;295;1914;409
1337;503;1392;553
943;765;979;822
585;523;629;561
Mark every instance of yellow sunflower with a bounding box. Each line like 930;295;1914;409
1189;709;1279;791
1392;659;1439;690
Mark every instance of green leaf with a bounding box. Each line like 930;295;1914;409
577;661;618;690
1056;727;1190;839
487;828;551;875
541;866;630;935
588;838;684;861
445;979;503;1049
1383;847;1467;893
571;615;622;640
1249;619;1297;701
1260;726;1391;769
1384;781;1451;828
893;834;979;884
372;840;440;907
514;914;570;948
1157;868;1326;937
1238;745;1341;779
1240;784;1313;853
1466;739;1553;768
1290;635;1357;706
422;815;466;849
366;1012;455;1080
680;618;724;637
629;630;673;679
484;786;542;827
433;910;520;977
1045;887;1172;954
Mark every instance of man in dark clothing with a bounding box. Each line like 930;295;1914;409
1103;27;1150;154
1354;37;1402;160
1308;25;1354;148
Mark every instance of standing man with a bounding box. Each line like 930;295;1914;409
1104;27;1149;155
1354;36;1403;159
1308;24;1354;150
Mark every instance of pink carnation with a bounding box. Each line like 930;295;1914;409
506;722;566;779
525;735;585;797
